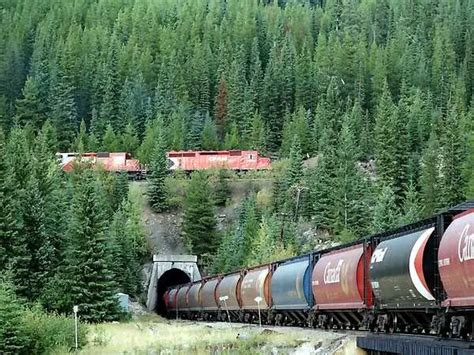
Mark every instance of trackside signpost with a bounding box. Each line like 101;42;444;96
254;296;262;327
73;305;79;350
219;295;231;326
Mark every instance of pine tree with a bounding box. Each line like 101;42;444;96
102;124;118;152
14;76;44;129
73;119;88;152
224;122;240;150
147;132;168;213
437;105;466;208
249;111;266;152
214;74;228;140
183;172;217;256
374;82;399;192
121;122;139;155
420;131;440;216
0;128;19;271
64;171;120;323
333;115;372;236
400;180;422;225
111;172;129;212
201;118;219;150
371;184;399;234
49;63;78;151
213;169;231;207
463;130;474;199
0;280;30;354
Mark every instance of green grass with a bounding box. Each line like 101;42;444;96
76;316;305;354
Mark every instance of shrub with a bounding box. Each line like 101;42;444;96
23;306;88;353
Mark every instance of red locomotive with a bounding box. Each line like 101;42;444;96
57;152;142;176
57;150;271;175
166;150;271;171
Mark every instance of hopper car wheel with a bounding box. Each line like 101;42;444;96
244;313;251;323
388;315;398;334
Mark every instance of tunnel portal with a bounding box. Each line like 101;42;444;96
156;268;191;315
146;254;201;312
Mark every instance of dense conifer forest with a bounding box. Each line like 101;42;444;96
0;0;474;351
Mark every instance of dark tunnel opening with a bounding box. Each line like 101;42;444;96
156;268;191;315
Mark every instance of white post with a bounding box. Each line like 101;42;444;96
73;305;79;350
254;296;262;328
219;295;231;327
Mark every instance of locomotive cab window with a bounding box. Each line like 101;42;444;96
249;154;254;160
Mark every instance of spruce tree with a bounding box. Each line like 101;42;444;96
463;130;474;199
0;280;30;354
213;169;231;207
201;118;219;150
182;172;217;256
64;171;120;323
437;105;466;208
147;132;168;213
420;131;440;216
371;184;400;234
0;128;19;271
374;82;399;192
73;119;88;152
102;124;118;152
121;122;139;155
49;63;78;151
400;180;422;225
14;76;44;129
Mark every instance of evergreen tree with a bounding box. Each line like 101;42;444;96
213;169;231;207
111;172;129;212
437;105;466;208
400;180;422;225
49;63;78;151
0;128;19;271
371;184;400;234
182;172;217;256
102;124;118;152
0;280;30;354
73;119;88;152
14;76;44;129
201;118;219;150
63;171;120;323
374;82;399;192
463;130;474;199
121;122;139;155
420;131;440;216
147;132;168;213
224;122;240;150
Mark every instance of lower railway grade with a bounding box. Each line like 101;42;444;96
162;201;474;353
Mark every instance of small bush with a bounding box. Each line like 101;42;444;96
23;306;88;353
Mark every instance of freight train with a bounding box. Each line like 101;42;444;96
164;201;474;340
57;150;271;177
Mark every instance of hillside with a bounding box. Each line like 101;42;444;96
0;0;473;352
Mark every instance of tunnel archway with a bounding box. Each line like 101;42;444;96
156;268;191;315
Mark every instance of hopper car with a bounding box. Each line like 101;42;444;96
164;201;474;340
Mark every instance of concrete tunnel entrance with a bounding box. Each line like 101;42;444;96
156;268;191;315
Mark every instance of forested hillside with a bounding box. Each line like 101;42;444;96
0;0;474;349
